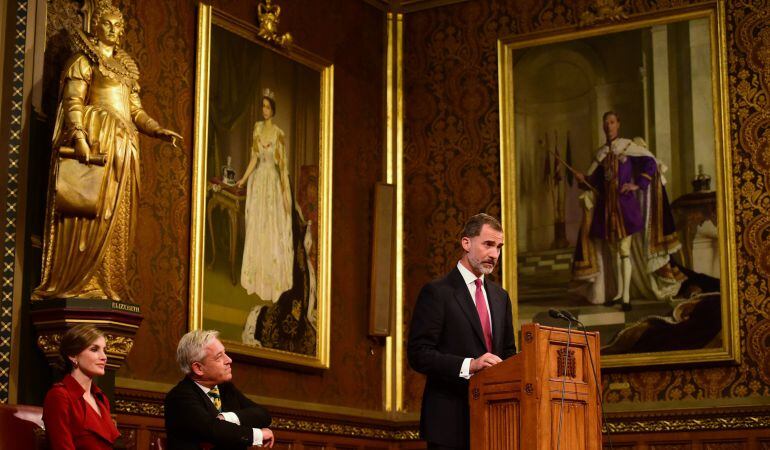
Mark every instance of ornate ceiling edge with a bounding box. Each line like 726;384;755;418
360;0;471;13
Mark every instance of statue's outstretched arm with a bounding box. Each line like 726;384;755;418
129;83;183;148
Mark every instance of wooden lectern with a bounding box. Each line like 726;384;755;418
469;323;602;450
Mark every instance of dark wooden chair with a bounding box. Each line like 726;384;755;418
0;404;47;450
151;435;166;449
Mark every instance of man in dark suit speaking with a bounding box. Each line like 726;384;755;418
165;330;274;449
408;213;516;450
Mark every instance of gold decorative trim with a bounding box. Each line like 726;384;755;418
272;418;418;440
605;415;770;433
578;0;628;28
383;10;405;413
393;9;405;414
36;333;61;354
37;332;134;369
104;334;134;355
114;399;165;417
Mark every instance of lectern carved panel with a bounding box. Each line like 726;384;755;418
557;348;577;379
551;401;587;450
488;401;519;450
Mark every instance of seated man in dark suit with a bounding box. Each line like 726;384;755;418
165;330;274;449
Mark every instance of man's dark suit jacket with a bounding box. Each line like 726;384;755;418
164;377;271;450
407;266;516;448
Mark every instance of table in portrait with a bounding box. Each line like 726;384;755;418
190;5;333;368
498;2;738;368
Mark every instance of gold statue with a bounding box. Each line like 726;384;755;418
33;0;182;302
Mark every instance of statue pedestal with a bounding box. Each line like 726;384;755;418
30;298;143;401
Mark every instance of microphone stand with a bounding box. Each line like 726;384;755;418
556;317;572;450
553;309;614;450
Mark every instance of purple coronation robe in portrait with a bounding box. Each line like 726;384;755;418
572;138;683;293
586;151;657;241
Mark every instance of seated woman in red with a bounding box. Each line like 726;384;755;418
43;324;120;450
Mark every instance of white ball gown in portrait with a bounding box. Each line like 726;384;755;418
240;121;294;302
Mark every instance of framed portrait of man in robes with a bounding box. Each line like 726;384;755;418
190;4;333;368
497;2;738;368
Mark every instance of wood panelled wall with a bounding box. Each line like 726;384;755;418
402;0;770;414
31;0;385;410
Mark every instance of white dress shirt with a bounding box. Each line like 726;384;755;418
455;261;493;379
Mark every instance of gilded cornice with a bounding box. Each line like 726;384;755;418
114;399;164;417
605;405;770;433
361;0;471;13
605;415;770;433
271;418;418;440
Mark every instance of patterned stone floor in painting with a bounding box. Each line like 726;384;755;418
517;248;675;347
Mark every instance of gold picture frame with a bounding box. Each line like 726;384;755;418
190;4;333;368
498;1;738;368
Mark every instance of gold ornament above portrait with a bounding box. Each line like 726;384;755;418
578;0;628;28
257;0;293;48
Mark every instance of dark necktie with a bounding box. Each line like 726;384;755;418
474;279;493;352
208;386;222;412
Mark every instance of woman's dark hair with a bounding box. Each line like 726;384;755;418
263;96;276;116
58;324;104;373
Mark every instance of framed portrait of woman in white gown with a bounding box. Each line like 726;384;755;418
190;5;333;368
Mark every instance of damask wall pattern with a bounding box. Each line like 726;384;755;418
402;0;770;413
40;0;385;410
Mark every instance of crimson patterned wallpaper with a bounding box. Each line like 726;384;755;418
402;0;770;413
40;0;385;410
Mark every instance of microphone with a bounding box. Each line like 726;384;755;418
548;308;578;323
548;308;566;320
561;309;579;323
